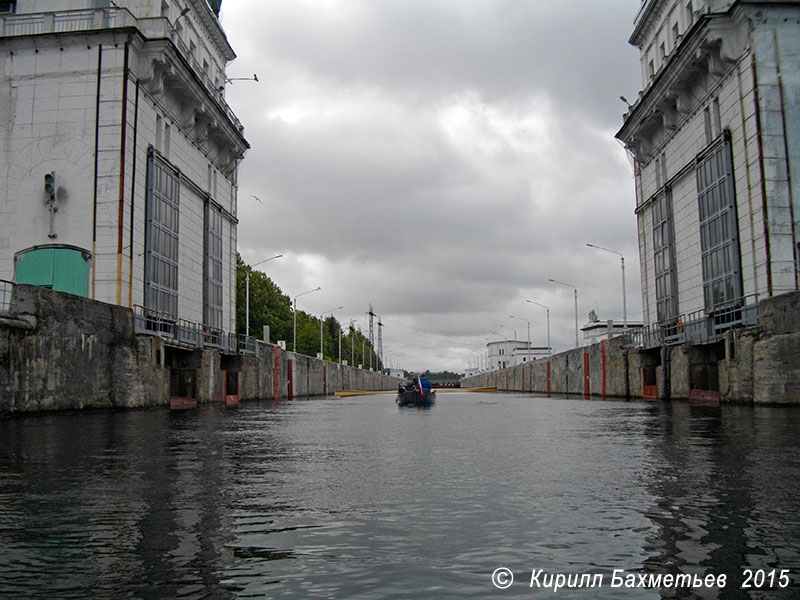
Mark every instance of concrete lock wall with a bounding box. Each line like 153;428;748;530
462;291;800;405
2;284;799;412
0;285;401;414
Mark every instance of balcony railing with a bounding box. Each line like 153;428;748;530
0;8;123;36
625;295;759;350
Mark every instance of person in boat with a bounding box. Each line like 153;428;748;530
417;376;433;394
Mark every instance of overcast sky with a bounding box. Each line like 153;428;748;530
219;0;645;373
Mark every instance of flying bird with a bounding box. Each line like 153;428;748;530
251;194;263;203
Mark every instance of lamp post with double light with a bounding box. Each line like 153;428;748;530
292;286;321;352
526;300;551;357
320;306;343;359
509;315;531;360
548;278;579;348
586;243;627;329
498;324;517;366
245;254;282;336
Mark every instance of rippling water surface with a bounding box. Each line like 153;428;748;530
1;393;799;598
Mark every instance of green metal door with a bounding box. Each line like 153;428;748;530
15;246;91;297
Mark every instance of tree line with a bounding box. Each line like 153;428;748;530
235;254;382;369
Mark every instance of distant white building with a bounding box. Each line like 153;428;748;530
463;366;480;378
0;0;248;338
486;340;549;371
616;0;799;341
581;318;644;346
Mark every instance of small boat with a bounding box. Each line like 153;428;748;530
396;388;436;407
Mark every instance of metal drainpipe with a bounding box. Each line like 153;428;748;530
92;44;103;299
116;40;130;306
751;54;773;296
128;78;140;308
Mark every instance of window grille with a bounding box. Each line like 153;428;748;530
144;149;180;319
696;132;742;312
204;204;224;330
652;190;678;322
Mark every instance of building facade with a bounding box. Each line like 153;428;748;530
0;0;248;337
616;0;799;345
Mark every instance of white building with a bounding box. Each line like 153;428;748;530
581;318;644;346
616;0;799;345
486;340;549;371
0;0;248;338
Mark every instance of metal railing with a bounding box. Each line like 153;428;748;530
133;305;255;355
627;295;759;350
0;279;13;317
238;335;257;356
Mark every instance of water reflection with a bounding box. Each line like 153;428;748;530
0;396;798;598
640;404;800;599
0;410;243;598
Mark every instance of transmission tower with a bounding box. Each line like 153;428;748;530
377;317;383;369
368;303;375;353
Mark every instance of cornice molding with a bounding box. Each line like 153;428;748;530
189;0;236;62
630;0;668;48
616;14;745;164
139;40;248;176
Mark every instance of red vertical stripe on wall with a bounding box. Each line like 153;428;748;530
546;361;551;396
273;345;280;400
601;339;607;397
288;359;294;400
583;353;590;398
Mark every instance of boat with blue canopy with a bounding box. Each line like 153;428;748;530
396;376;436;407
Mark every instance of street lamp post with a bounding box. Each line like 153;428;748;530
483;336;493;373
498;324;516;366
548;278;579;348
509;315;531;360
292;286;321;352
490;330;506;370
173;6;190;27
245;254;283;336
526;300;551;357
586;243;627;329
320;306;343;359
349;320;355;366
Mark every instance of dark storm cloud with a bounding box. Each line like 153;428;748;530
223;0;644;370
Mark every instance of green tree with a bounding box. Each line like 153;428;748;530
235;254;382;366
235;254;292;341
322;315;340;361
